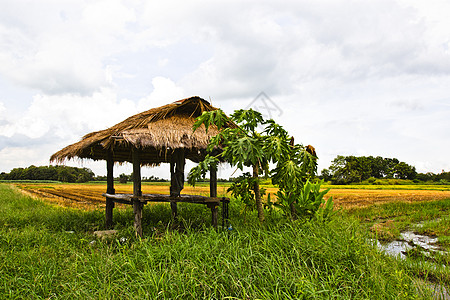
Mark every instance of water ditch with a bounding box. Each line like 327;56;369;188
373;222;449;299
376;231;443;260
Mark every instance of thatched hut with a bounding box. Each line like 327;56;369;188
50;96;231;236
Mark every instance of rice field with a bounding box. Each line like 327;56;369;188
13;181;450;211
0;183;437;299
2;182;449;298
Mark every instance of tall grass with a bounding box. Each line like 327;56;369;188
345;197;450;295
0;184;433;299
346;198;450;235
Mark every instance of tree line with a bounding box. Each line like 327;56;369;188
320;155;417;184
320;155;450;184
415;171;450;184
0;165;95;183
2;158;448;186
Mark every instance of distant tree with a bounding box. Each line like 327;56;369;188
320;168;332;181
0;165;94;182
416;172;435;182
119;173;129;183
94;175;107;181
436;171;450;182
393;162;416;179
327;155;416;184
370;156;387;178
8;168;25;180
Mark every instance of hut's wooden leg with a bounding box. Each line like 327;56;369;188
170;149;185;220
106;150;115;229
132;148;143;237
132;148;142;197
169;160;178;219
105;198;115;229
221;198;229;228
170;202;178;220
133;200;143;238
208;203;218;228
170;148;185;197
210;165;217;198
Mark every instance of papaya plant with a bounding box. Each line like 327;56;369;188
226;172;266;215
274;179;334;221
188;107;331;222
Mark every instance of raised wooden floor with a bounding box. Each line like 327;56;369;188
103;193;230;228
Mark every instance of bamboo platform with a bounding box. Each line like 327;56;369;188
103;193;230;228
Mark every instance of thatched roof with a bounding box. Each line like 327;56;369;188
50;96;230;165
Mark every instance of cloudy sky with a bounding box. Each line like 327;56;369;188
1;0;449;179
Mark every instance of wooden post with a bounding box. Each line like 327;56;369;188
105;150;115;229
170;148;185;219
170;202;178;220
133;201;143;238
208;203;218;228
221;198;229;228
132;148;143;237
210;164;217;198
133;148;142;197
170;148;185;196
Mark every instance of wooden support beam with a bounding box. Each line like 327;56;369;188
133;201;143;238
103;192;231;230
221;197;229;228
103;193;228;204
106;150;115;194
170;148;185;197
208;203;218;228
105;150;115;229
170;148;185;220
170;202;178;220
132;148;142;197
210;164;217;198
132;148;143;237
105;199;115;229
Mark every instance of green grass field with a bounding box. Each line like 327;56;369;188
0;183;447;299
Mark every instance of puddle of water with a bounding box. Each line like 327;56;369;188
374;230;445;259
375;239;412;259
374;235;450;299
401;231;440;252
371;220;450;299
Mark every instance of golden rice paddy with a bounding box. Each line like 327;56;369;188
13;182;450;211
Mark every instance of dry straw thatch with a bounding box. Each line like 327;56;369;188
50;96;230;165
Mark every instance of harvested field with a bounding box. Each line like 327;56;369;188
262;185;450;209
15;182;226;210
327;189;450;209
13;182;450;210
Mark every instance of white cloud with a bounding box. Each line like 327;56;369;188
0;146;53;170
0;1;139;96
9;37;107;95
137;77;185;111
0;88;137;142
1;0;450;177
81;0;136;34
0;76;188;173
